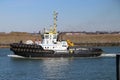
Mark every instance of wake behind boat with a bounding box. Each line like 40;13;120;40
10;11;103;58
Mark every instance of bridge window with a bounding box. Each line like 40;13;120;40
53;35;57;39
44;35;49;39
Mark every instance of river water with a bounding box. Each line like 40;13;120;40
0;46;120;80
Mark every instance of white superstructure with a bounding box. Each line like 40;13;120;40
41;33;68;50
40;11;68;50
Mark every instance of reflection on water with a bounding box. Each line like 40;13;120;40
42;58;72;79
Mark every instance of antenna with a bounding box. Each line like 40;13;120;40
53;11;58;33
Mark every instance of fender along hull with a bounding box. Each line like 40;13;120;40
10;43;103;58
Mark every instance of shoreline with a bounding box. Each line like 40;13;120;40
0;32;120;48
0;42;120;48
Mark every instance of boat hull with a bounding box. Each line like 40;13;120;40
10;43;103;58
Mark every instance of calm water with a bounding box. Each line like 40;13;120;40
0;47;120;80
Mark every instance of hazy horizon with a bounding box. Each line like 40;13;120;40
0;0;120;32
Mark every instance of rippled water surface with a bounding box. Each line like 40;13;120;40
0;47;120;80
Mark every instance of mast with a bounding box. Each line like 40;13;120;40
53;11;58;34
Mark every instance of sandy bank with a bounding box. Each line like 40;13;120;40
0;32;120;48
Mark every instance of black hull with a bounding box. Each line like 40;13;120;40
10;43;103;58
12;52;102;58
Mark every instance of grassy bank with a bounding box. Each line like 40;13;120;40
60;33;120;43
0;32;41;48
0;32;120;48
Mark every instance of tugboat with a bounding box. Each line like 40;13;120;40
10;11;103;58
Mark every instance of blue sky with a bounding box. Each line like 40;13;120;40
0;0;120;32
